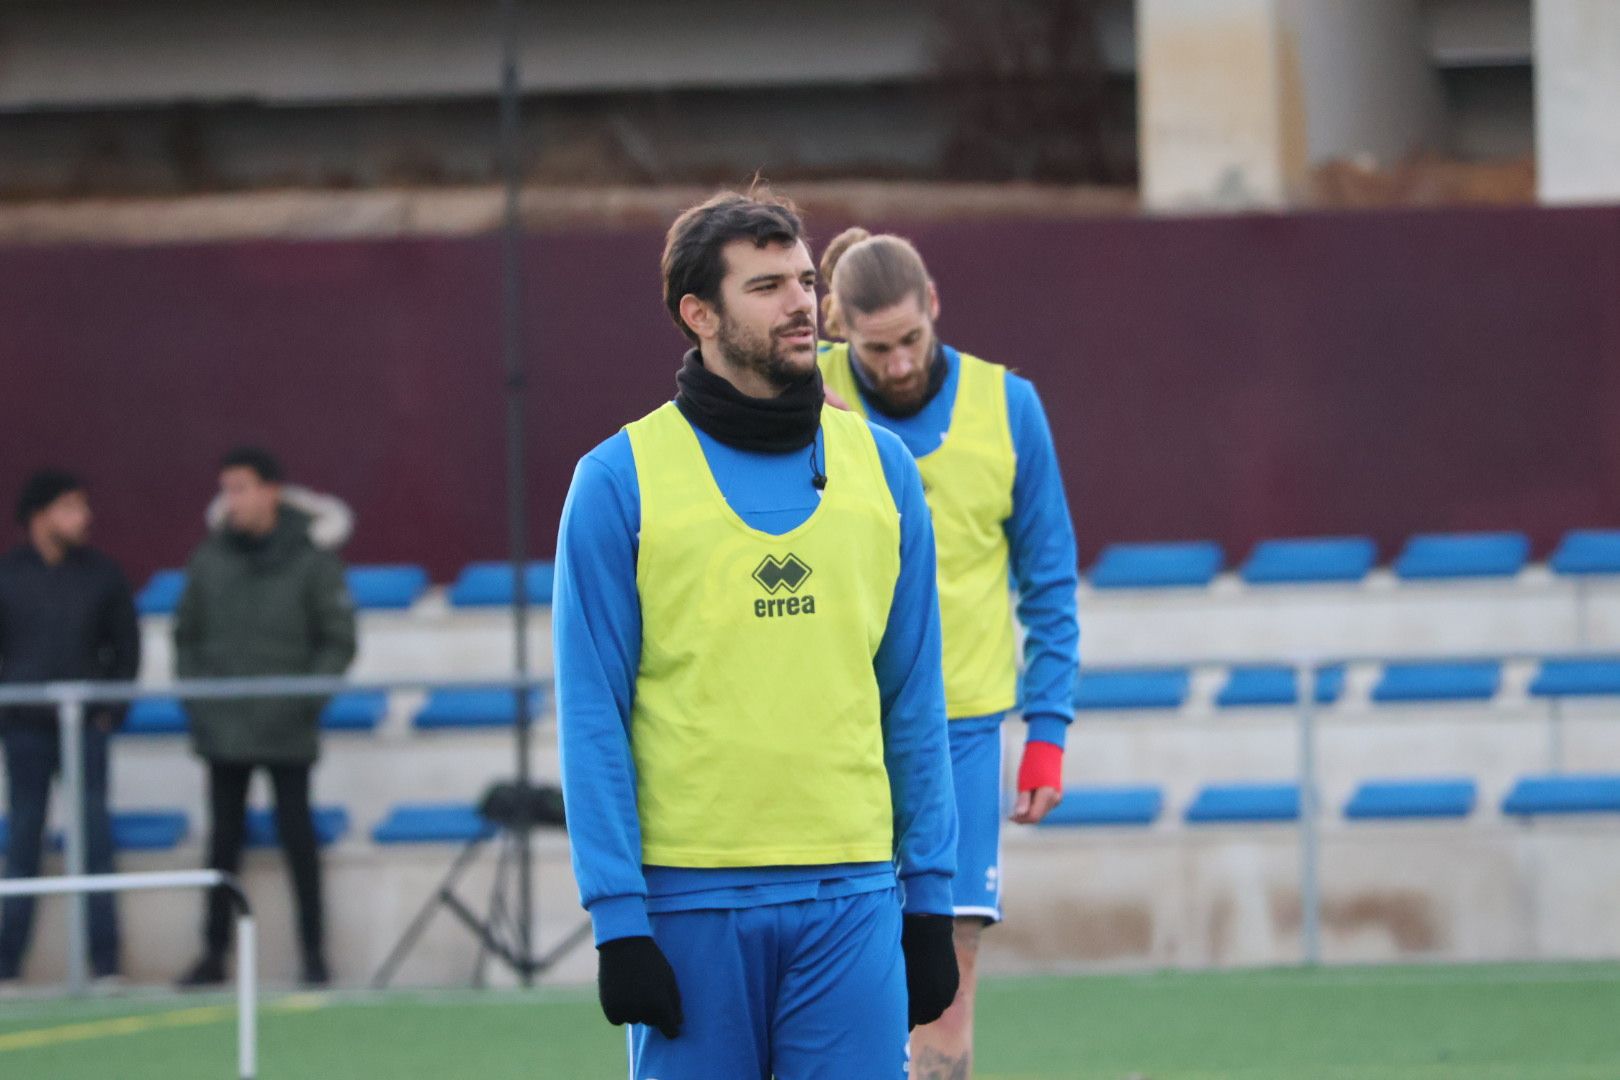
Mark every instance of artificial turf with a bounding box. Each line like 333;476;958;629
3;962;1618;1079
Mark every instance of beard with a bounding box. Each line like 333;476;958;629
46;525;89;551
861;332;938;418
716;310;816;392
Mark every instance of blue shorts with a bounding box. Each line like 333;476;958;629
628;887;908;1080
949;713;1005;923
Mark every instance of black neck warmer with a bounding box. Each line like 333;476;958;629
674;349;824;453
850;341;949;420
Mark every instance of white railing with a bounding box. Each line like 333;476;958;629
0;675;546;994
0;869;257;1078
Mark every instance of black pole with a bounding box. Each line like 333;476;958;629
497;0;535;984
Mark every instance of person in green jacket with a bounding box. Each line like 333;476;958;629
174;447;357;988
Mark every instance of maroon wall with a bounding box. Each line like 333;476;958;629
2;205;1618;584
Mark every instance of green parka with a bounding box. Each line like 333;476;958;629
173;492;357;764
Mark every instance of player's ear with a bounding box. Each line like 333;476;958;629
679;294;718;341
927;280;941;322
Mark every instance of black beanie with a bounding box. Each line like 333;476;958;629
15;469;85;526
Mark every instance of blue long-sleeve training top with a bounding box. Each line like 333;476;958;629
554;412;957;945
845;344;1081;747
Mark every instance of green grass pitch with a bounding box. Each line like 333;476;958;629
3;963;1618;1079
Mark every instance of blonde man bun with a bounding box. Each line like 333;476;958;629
818;226;872;339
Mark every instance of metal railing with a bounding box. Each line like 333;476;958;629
0;674;547;994
1067;647;1616;964
0;650;1608;988
0;870;257;1078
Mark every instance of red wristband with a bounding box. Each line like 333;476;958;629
1017;740;1063;793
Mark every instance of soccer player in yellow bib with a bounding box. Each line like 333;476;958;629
819;229;1081;1079
555;191;961;1079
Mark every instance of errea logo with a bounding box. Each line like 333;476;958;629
753;553;811;593
752;554;817;618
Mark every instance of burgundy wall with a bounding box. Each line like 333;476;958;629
2;205;1618;585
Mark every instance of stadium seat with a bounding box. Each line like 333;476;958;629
1371;661;1501;703
122;697;189;736
1038;785;1163;827
1240;537;1377;585
111;810;189;851
135;569;187;616
1216;665;1346;707
125;695;384;734
1074;669;1190;711
1087;542;1223;589
320;691;389;732
412;687;547;730
1529;658;1620;698
372;803;496;844
1185;783;1300;823
1502;774;1620;816
1393;532;1529;580
246;806;351;848
448;561;555;607
1344;779;1476;820
7;813;188;853
1548;530;1620;576
345;565;430;610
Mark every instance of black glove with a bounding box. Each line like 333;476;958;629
596;936;683;1039
901;914;960;1029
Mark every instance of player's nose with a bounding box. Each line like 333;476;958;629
787;278;815;313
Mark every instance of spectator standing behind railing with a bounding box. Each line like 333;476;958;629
0;470;140;988
173;448;356;989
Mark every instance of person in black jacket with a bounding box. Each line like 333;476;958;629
0;470;141;984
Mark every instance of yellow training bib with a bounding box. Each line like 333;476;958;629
625;403;900;867
820;344;1019;718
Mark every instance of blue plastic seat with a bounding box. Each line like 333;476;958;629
1549;530;1620;576
111;810;189;851
125;695;383;734
1530;658;1620;698
1502;774;1620;816
1087;542;1223;590
413;687;547;730
1038;785;1163;827
320;691;388;732
1345;779;1476;820
1216;666;1346;708
122;698;189;736
1394;533;1529;580
246;806;350;848
1185;783;1300;823
1074;669;1190;711
135;569;187;616
345;565;429;610
448;562;555;607
372;803;496;844
1372;662;1501;703
1240;537;1376;585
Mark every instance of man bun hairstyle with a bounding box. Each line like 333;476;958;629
817;226;871;285
661;185;807;344
820;230;931;340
